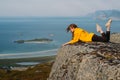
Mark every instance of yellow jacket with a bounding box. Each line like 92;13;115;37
68;28;94;44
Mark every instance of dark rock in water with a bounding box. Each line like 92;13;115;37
14;40;24;43
48;42;120;80
14;38;53;44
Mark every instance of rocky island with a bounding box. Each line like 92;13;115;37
14;38;53;44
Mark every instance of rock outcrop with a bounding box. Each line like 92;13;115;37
48;41;120;80
110;33;120;43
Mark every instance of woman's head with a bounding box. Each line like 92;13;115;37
66;24;78;32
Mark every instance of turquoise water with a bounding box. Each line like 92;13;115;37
0;17;119;58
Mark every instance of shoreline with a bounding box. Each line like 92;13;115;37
0;55;56;67
0;49;58;59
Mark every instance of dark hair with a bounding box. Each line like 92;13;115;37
66;24;78;32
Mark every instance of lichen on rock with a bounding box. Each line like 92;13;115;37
48;41;120;80
110;33;120;43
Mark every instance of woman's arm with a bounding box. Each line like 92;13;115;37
62;32;81;46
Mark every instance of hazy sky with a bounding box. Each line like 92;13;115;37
0;0;119;17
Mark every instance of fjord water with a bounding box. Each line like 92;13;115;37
0;17;119;58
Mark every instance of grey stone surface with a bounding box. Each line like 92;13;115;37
111;33;120;43
48;42;120;80
48;33;120;80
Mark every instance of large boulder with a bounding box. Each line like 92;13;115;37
48;42;120;80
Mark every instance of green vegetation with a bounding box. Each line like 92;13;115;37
0;56;56;80
0;62;53;80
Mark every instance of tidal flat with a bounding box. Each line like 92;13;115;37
0;55;56;67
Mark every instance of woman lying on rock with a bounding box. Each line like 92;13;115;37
62;19;112;46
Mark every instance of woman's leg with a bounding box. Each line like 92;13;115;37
105;19;112;42
106;31;110;42
92;24;107;42
92;19;112;42
92;33;108;42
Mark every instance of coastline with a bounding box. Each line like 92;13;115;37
0;57;54;80
0;49;58;59
0;55;56;67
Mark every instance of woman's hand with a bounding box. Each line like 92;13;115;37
62;42;69;46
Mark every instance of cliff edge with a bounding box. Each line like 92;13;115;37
48;41;120;80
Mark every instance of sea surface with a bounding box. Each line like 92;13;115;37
0;17;119;59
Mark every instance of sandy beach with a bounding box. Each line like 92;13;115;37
0;49;57;59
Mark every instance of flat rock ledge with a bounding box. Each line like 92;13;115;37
48;42;120;80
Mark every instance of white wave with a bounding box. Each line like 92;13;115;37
16;62;40;66
0;49;58;59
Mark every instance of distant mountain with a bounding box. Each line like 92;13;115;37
87;10;120;20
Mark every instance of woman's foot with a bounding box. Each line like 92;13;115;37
96;24;103;33
105;19;112;31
